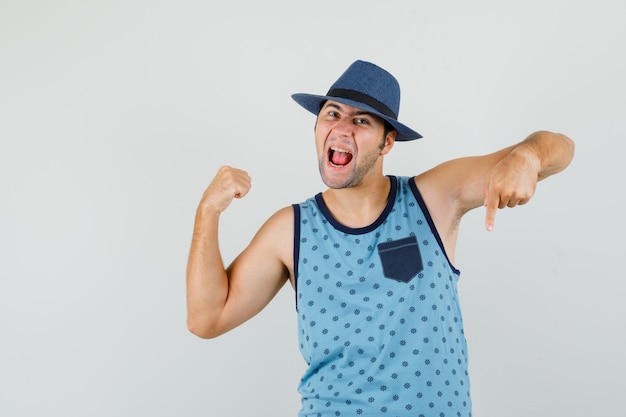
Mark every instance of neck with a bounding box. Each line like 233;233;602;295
321;175;391;228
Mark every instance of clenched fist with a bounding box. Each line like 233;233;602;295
199;166;252;214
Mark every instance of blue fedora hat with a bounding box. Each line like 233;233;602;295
292;60;422;141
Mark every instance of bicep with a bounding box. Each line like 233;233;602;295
215;207;293;335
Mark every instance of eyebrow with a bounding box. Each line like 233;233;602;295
323;102;375;117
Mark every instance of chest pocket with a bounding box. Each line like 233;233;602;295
377;236;423;283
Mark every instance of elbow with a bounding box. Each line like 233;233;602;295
546;130;575;153
566;134;575;157
551;130;575;152
533;130;576;175
557;131;576;167
187;316;223;339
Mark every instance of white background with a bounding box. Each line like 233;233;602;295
1;1;625;416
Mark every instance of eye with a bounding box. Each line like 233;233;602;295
354;118;370;125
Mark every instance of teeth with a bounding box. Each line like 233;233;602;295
330;147;351;153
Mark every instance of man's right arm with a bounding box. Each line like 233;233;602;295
186;166;291;339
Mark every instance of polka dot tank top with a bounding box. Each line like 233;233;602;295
292;176;472;417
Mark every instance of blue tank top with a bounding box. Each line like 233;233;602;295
293;176;471;417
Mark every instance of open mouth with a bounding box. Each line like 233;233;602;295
328;147;353;167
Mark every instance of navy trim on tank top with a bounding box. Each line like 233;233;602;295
292;203;301;311
313;176;398;235
408;178;461;275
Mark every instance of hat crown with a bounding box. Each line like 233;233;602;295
328;60;401;119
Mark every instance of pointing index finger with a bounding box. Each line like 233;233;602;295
484;193;498;232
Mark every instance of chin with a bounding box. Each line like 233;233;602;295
319;161;361;189
320;173;358;190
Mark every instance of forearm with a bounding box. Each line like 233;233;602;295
512;130;575;180
186;208;230;338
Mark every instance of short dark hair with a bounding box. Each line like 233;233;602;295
383;121;396;138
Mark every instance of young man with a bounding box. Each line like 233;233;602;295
186;60;575;416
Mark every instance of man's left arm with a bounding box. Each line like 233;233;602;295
483;130;575;231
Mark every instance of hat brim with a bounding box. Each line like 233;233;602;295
292;93;422;141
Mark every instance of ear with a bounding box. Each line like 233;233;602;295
379;130;396;156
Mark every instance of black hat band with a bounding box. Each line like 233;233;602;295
327;88;397;120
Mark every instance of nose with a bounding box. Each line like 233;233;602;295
330;118;354;137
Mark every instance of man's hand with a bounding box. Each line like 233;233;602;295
483;147;540;231
200;165;252;214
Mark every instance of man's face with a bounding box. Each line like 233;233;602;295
315;100;395;189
